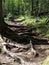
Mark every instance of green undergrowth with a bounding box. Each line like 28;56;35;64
18;15;49;38
4;14;49;38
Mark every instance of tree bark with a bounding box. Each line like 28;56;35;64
0;0;19;41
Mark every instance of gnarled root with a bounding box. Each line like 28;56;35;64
0;35;37;65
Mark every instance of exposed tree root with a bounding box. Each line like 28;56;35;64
0;35;37;65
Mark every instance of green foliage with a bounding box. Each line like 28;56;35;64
3;0;49;16
17;15;49;38
3;0;49;38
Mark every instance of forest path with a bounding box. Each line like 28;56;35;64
0;18;49;65
0;48;44;65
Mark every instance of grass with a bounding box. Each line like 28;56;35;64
18;15;48;25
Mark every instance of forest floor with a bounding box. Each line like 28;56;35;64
0;41;49;65
0;16;49;65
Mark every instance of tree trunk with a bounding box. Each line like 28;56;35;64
0;0;19;41
0;0;7;27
